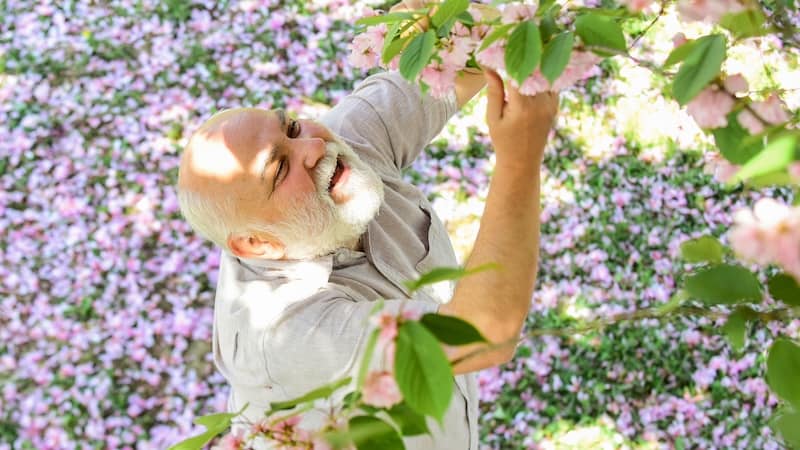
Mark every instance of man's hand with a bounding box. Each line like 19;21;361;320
485;69;559;171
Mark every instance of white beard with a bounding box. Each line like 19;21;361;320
265;137;384;260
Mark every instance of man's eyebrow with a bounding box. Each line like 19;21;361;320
260;147;279;199
260;110;287;199
276;109;287;132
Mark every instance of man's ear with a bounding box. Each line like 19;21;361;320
227;233;285;260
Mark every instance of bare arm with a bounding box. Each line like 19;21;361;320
439;70;558;374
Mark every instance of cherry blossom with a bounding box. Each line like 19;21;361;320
362;371;403;408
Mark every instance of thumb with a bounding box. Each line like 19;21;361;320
485;69;505;121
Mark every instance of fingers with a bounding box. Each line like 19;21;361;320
485;69;505;121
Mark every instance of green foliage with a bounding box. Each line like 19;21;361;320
478;23;515;52
387;403;430;436
672;34;726;105
680;236;725;265
729;134;798;185
348;416;405;450
712;114;764;164
719;9;767;39
399;30;436;81
358;330;381;389
403;263;498;293
541;32;574;84
168;410;242;450
721;306;756;351
768;273;800;307
269;377;352;411
356;12;415;27
767;339;800;408
420;313;488;345
505;21;542;86
430;0;469;28
395;322;453;424
684;264;762;305
574;13;627;55
772;408;800;448
663;39;697;67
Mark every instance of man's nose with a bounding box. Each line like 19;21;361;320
294;137;326;169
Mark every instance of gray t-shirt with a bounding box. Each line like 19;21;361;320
212;72;478;449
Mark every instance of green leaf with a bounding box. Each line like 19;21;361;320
420;313;488;345
399;30;436;81
663;39;697;67
722;306;755;351
767;339;800;408
768;273;800;307
772;408;800;448
539;13;558;43
269;377;351;411
505;20;541;86
403;263;498;293
387;403;430;436
540;32;573;85
349;416;405;450
744;170;795;188
168;406;245;450
478;23;515;52
684;264;762;305
431;0;469;28
680;236;725;265
719;9;767;39
456;10;474;25
357;329;381;389
656;289;689;314
356;12;416;27
672;34;726;105
382;34;413;64
395;322;453;423
712;114;763;164
729;134;798;185
574;13;626;55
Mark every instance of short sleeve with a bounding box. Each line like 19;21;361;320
262;293;439;397
320;71;458;172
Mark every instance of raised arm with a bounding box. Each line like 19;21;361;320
438;70;558;374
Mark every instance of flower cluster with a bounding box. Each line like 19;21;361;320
729;198;800;280
348;2;601;98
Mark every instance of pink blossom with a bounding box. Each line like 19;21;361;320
362;371;403;408
737;94;790;134
686;86;735;129
729;198;800;280
622;0;655;12
723;74;748;94
347;24;387;70
788;162;800;180
476;40;506;71
211;429;245;450
672;32;688;47
420;62;457;99
501;3;538;23
370;312;398;347
439;36;475;72
677;0;744;22
703;151;740;183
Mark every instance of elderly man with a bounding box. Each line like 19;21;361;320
178;44;557;450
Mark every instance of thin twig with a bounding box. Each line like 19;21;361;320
628;2;667;50
450;305;799;366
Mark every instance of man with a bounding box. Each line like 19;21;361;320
177;38;557;450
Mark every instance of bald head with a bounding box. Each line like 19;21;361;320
176;107;385;259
